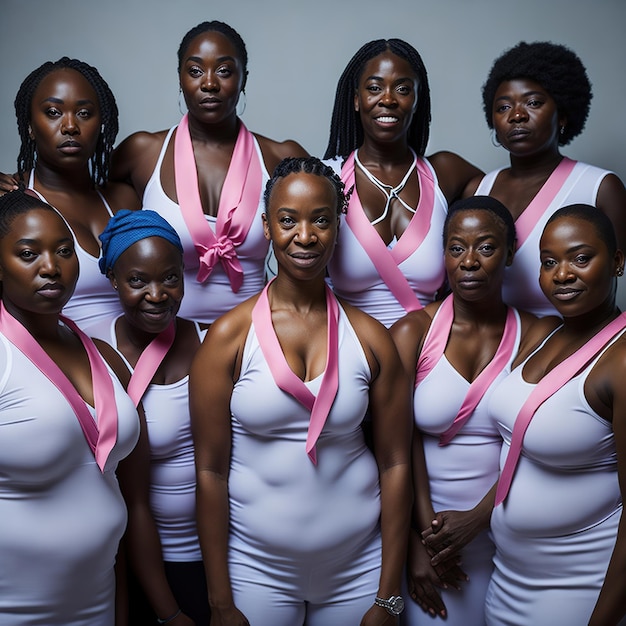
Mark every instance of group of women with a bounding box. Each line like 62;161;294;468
0;16;624;626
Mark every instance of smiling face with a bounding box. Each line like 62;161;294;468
353;50;418;145
0;207;78;316
109;237;184;335
492;78;564;157
179;30;245;125
539;216;623;318
263;172;339;282
29;68;102;171
445;209;514;302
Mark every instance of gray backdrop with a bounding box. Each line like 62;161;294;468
1;0;625;300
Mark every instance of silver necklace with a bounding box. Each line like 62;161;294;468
354;148;417;226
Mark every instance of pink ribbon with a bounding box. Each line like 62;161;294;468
514;157;577;250
495;312;626;506
251;281;339;464
126;321;176;407
174;114;262;292
0;302;118;472
415;295;518;445
340;152;436;313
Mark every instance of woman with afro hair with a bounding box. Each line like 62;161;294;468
465;41;626;317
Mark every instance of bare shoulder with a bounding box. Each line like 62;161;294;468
426;150;484;203
253;133;309;174
94;337;131;388
514;311;561;364
100;180;141;212
110;129;171;186
461;174;483;198
197;295;258;355
390;307;434;346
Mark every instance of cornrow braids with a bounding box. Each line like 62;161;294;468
324;38;431;160
177;20;248;78
14;57;119;187
482;41;592;146
264;157;346;216
0;189;59;240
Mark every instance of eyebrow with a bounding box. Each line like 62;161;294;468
16;237;74;245
185;55;237;64
365;74;413;83
494;90;545;102
38;96;95;106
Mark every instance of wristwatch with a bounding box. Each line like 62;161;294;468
375;595;405;616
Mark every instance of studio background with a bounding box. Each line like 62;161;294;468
2;0;625;299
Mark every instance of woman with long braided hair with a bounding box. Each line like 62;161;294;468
324;38;482;328
1;57;140;333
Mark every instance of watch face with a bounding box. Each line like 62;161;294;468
390;596;405;614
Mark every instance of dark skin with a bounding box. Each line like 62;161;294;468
464;78;626;253
352;51;482;248
390;209;559;618
106;237;202;626
190;172;412;626
0;68;140;256
513;216;626;625
0;207;149;626
110;30;308;218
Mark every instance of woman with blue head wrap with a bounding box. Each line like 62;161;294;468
94;209;209;626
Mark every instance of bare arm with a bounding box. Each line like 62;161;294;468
353;311;412;625
427;151;484;205
390;311;463;618
190;312;250;626
255;134;309;176
588;345;626;625
596;173;626;257
110;131;167;198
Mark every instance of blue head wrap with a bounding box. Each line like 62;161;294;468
98;209;184;274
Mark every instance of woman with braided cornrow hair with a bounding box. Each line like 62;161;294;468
111;20;308;326
0;57;140;334
324;38;482;328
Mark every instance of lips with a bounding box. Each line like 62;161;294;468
58;139;82;154
37;282;65;298
374;115;400;124
507;128;530;139
550;287;584;302
199;96;222;109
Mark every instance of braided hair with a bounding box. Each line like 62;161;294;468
324;38;431;160
0;189;60;240
14;57;118;187
482;41;592;146
177;20;248;86
264;157;347;217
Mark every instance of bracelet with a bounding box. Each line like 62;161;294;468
157;608;181;624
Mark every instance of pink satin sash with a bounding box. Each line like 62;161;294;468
415;296;518;445
514;157;577;249
251;282;339;464
174;114;262;292
126;321;176;407
341;152;436;313
495;312;626;506
0;303;118;472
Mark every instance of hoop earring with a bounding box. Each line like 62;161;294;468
178;89;187;115
236;90;247;117
491;128;501;148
